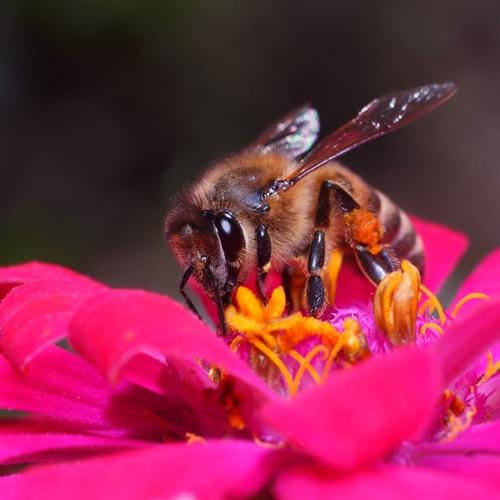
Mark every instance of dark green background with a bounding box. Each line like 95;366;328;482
1;1;499;302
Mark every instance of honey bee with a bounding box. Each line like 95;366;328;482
165;83;457;334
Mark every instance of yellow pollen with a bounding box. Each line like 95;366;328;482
186;432;207;445
419;284;447;325
420;322;445;336
208;365;223;384
451;293;490;318
480;351;500;383
225;285;365;397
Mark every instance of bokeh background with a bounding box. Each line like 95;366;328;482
1;1;499;304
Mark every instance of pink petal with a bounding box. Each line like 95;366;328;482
0;280;104;372
0;419;148;465
411;216;468;293
0;440;298;500
416;419;500;456
434;297;500;387
69;289;274;398
260;347;441;470
0;261;102;301
450;247;500;316
273;462;500;499
0;346;166;437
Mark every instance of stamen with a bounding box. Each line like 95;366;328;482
420;322;445;336
451;293;490;318
480;351;500;383
441;406;477;442
322;336;345;380
419;283;446;324
235;286;266;321
252;338;296;396
417;298;434;316
289;346;328;391
230;336;244;353
373;260;420;345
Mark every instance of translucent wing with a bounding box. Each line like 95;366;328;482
286;83;457;185
252;105;320;157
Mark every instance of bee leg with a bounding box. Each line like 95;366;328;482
304;180;341;316
327;182;400;282
329;183;420;345
256;225;272;305
306;229;327;316
179;265;203;320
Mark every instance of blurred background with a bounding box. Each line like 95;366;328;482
1;1;499;304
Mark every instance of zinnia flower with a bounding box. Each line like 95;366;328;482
1;217;500;498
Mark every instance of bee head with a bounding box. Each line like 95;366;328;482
165;206;246;306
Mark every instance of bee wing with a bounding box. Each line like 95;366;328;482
252;105;320;157
286;83;458;184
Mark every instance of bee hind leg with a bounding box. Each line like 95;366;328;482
330;183;420;345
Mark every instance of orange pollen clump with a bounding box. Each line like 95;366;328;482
343;208;384;255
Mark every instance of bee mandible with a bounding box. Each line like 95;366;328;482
165;83;457;335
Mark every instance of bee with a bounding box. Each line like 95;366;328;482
165;83;457;334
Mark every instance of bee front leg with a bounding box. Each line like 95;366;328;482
256;225;272;305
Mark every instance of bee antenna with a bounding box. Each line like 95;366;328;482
204;264;228;336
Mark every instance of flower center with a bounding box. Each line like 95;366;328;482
225;286;369;397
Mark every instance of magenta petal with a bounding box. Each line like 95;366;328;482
260;347;441;470
0;419;148;465
0;261;103;301
450;248;500;316
435;297;500;386
411;216;468;293
0;279;104;372
273;462;500;499
0;346;166;437
69;289;274;397
413;420;500;463
4;441;298;500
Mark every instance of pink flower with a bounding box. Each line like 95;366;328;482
0;218;500;498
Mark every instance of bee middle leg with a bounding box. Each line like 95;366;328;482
305;180;401;317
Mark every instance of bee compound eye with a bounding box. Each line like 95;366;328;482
213;211;245;264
